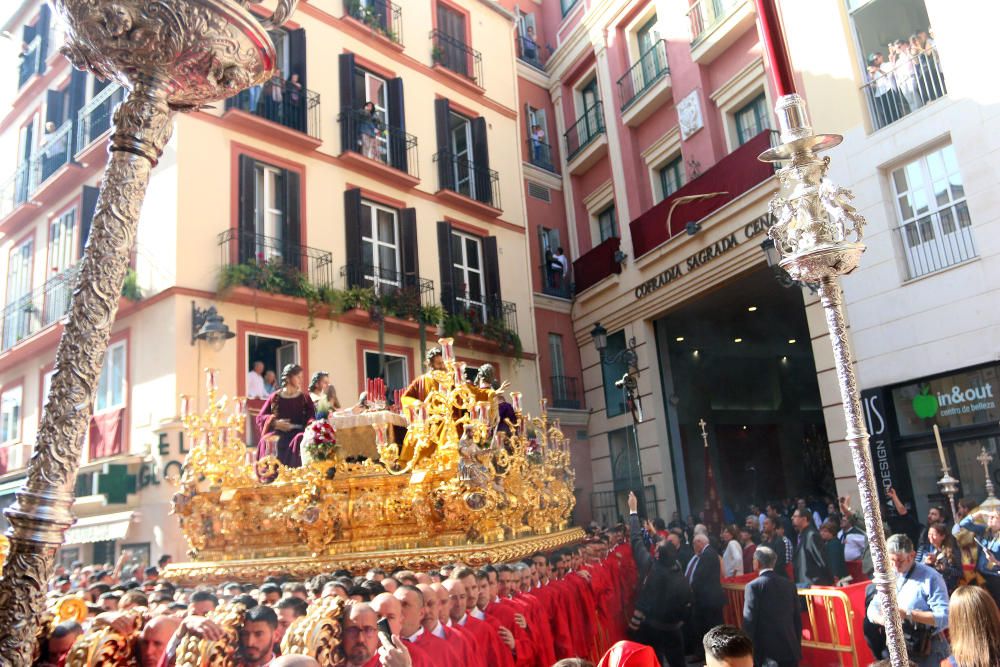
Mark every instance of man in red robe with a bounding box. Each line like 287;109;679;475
427;583;485;667
371;593;432;667
478;569;535;667
505;564;556;667
449;569;514;667
393;586;463;667
530;553;575;660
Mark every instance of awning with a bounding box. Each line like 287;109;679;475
64;510;135;545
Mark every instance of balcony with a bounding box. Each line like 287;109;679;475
564;102;606;173
77;84;125;157
862;48;947;132
338;109;419;186
526;138;557;173
0;121;75;221
0;266;78;352
516;34;547;70
341;264;436;313
686;0;755;65
433;151;501;213
431;29;483;89
895;201;976;280
224;77;321;142
217;229;334;294
572;236;621;294
630;130;777;259
344;0;403;47
18;36;44;88
618;40;671;126
539;263;572;299
550;375;581;410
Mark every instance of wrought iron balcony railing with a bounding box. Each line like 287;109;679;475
218;229;334;292
34;120;74;184
430;29;483;87
77;84;125;153
618;40;669;110
516;34;546;70
687;0;746;44
433;151;501;210
564;102;605;160
550;375;580;410
344;0;403;46
0;266;78;352
18;36;43;88
340;264;436;314
225;77;321;139
861;48;947;132
895;201;975;280
0;162;33;219
526;138;556;173
338;109;418;178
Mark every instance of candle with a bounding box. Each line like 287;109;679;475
439;337;454;362
180;395;190;419
233;397;246;416
933;424;948;469
205;368;218;391
510;392;522;412
476;402;489;423
540;397;548;416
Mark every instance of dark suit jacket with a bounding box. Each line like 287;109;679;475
743;570;802;664
793;526;833;586
689;546;725;609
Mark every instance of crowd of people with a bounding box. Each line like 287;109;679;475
864;28;945;128
33;484;1000;667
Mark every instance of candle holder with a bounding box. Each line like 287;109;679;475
510;392;522;413
439;337;455;363
937;468;961;524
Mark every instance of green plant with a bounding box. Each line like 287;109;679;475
121;268;142;301
431;45;444;64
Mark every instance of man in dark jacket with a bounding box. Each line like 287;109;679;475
792;509;833;586
628;492;693;667
743;546;802;667
686;532;726;660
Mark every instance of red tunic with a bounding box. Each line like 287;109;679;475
483;600;535;667
462;614;514;667
532;582;575;660
410;628;463;667
441;623;484;667
512;591;556;667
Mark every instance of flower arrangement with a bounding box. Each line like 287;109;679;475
304;420;338;462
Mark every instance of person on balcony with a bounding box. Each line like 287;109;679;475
256;363;315;468
866;52;900;128
288;71;304;132
246;360;268;399
359;101;383;161
522;26;538;62
263;369;277;395
889;39;922;115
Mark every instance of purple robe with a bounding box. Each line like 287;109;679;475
255;391;315;468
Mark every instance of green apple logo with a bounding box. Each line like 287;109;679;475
912;385;938;419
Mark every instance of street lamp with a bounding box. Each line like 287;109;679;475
191;302;235;351
590;322;645;511
760;237;817;292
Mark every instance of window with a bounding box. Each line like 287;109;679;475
734;93;769;145
580;77;600;115
48;209;75;274
560;0;577;16
360;200;400;286
353;68;390;164
364;351;409;404
658;157;684;201
254;163;285;259
601;331;629;417
451;231;486;321
436;3;469;77
608;426;641;511
891;144;973;279
548;333;565;377
95;341;126;413
246;334;299;399
526;106;552;169
597;205;618;242
0;387;22;443
4;240;34;350
449;111;475;199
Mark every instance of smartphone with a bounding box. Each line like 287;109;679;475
377;617;393;649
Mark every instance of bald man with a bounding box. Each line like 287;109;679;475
342;603;381;667
447;572;514;667
414;583;475;667
371;593;431;667
431;583;484;667
139;615;182;666
394;585;461;667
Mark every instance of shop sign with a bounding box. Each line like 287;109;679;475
137;430;188;490
891;362;1000;437
862;387;899;510
635;215;770;299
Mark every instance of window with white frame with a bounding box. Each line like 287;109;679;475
450;231;486;322
449;111;475;199
95;340;126;413
48;209;75;274
658;157;684;201
353;68;390;163
363;350;409;403
597;205;618;242
360;200;400;287
891;144;973;279
0;387;22;443
734;93;770;145
254;163;285;259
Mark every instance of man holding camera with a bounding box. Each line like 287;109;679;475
865;534;950;667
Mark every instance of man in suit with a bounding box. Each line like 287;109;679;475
792;509;832;587
685;533;726;659
743;546;802;667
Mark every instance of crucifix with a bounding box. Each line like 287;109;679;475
699;418;709;448
978;446;997;500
